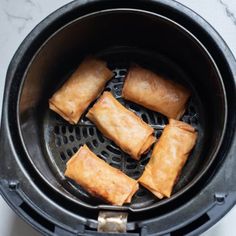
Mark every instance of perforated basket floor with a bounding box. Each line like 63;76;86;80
43;49;203;209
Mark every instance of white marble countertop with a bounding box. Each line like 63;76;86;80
0;0;235;235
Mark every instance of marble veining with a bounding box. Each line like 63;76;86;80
4;10;33;33
218;0;236;25
1;0;40;33
25;0;38;7
25;0;42;12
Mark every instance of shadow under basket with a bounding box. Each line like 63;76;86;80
0;1;235;236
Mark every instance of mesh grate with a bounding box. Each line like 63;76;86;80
43;56;201;209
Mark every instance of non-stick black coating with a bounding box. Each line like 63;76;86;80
19;10;226;212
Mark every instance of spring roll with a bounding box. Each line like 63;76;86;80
139;119;197;198
86;92;155;160
65;145;139;206
122;65;191;119
49;57;113;124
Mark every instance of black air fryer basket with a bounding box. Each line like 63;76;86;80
0;0;236;235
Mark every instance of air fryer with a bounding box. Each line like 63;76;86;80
0;1;235;235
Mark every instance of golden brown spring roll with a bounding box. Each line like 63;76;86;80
65;145;138;206
49;57;113;124
122;65;191;119
86;92;156;160
139;119;198;198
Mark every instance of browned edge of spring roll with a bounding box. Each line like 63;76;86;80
86;92;156;160
65;144;139;206
139;119;198;198
122;65;191;119
49;57;114;124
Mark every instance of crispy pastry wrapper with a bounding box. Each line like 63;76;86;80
86;92;156;160
49;57;113;124
65;145;139;206
122;65;191;119
139;119;198;198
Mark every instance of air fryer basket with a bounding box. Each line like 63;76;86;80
44;47;204;210
0;1;235;236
